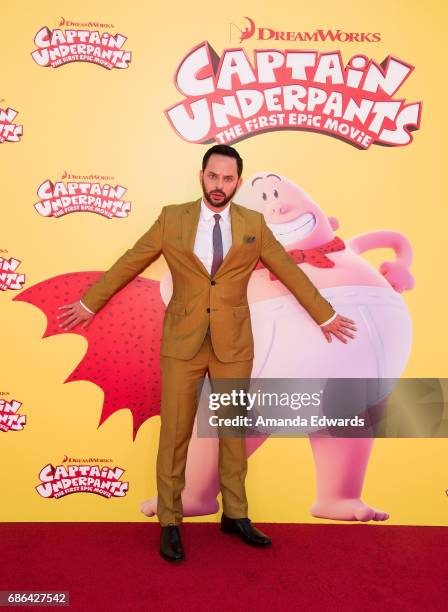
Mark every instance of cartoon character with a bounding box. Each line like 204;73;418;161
141;172;414;521
15;172;414;522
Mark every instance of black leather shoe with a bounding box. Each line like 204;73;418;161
160;525;184;561
220;514;271;547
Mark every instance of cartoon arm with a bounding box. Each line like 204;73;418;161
347;230;415;293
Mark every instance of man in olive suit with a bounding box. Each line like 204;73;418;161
58;145;355;561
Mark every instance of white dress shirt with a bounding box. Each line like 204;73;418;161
193;198;232;274
79;198;336;326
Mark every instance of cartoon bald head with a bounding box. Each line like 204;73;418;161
236;172;338;250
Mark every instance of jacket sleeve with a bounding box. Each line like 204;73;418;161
259;214;335;325
80;207;165;313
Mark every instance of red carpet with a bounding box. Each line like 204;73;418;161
1;523;447;611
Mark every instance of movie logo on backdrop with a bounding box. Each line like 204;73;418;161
58;16;115;29
0;398;26;432
34;172;132;219
31;20;132;70
0;107;23;143
166;43;421;149
0;258;26;291
35;460;129;499
232;16;382;44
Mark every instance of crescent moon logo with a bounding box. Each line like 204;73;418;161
229;16;256;44
240;16;256;42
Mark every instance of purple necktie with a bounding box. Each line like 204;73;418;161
207;214;223;337
210;213;223;277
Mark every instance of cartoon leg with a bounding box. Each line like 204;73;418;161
309;435;389;522
141;423;268;517
141;418;220;517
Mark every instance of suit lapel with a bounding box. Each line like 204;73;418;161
181;198;246;278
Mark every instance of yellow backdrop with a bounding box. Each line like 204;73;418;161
1;0;447;524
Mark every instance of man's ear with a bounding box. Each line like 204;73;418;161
199;169;203;184
236;176;243;190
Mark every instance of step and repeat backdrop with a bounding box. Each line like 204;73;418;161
1;0;447;525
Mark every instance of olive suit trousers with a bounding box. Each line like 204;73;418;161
156;333;253;526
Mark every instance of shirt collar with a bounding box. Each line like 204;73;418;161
200;198;231;222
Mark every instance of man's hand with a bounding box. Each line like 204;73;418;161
321;314;356;344
57;301;94;330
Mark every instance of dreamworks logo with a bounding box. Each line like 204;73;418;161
230;16;381;44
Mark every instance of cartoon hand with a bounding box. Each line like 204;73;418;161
379;261;415;293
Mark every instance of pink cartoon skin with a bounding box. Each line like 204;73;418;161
141;173;414;522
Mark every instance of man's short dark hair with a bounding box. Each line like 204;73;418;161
202;144;243;178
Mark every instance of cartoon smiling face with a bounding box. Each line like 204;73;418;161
236;172;337;250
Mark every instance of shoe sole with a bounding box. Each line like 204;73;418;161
160;551;185;562
220;525;271;547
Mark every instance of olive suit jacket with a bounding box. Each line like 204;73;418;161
80;199;335;363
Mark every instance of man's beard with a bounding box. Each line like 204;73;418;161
201;179;238;208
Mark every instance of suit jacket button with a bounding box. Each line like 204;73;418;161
211;280;216;286
206;307;210;313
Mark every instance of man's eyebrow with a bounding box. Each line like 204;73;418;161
207;171;235;179
252;174;281;186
